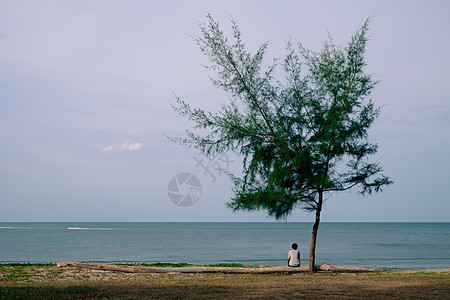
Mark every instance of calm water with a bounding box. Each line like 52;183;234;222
0;222;449;268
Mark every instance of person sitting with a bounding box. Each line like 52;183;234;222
288;243;300;267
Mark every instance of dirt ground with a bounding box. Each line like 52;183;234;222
0;265;449;299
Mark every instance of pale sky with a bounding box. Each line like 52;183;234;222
1;0;449;222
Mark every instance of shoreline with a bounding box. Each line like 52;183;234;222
1;261;449;270
0;261;450;272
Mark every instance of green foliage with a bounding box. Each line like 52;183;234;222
0;263;56;267
173;15;392;220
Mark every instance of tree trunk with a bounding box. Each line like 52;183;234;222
309;190;323;273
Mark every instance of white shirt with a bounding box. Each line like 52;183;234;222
288;249;300;266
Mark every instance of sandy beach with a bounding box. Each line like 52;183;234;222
1;264;449;299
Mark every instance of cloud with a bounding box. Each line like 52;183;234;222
102;141;143;153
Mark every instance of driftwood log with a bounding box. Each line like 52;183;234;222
57;262;377;274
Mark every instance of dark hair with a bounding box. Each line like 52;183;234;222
291;243;298;250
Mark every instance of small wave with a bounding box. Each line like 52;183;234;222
0;227;17;229
67;227;115;230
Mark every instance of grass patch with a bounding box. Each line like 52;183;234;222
1;262;258;268
0;263;56;267
2;274;45;281
1;271;449;299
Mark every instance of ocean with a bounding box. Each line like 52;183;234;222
0;222;449;268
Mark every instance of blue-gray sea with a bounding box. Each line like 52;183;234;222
0;222;449;268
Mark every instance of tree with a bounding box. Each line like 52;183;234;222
172;15;392;273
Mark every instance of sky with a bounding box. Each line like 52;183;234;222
0;0;449;222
